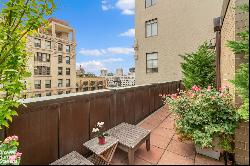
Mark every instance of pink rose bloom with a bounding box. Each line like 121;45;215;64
192;85;201;92
16;152;22;157
207;86;212;91
9;155;17;161
4;137;11;144
171;94;178;100
12;135;18;141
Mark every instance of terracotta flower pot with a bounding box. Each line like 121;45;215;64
98;137;106;145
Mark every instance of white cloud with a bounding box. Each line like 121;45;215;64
102;58;124;63
77;60;104;73
77;58;124;73
106;47;134;55
115;0;135;15
79;47;134;56
119;28;135;37
102;0;114;11
101;0;135;15
79;49;107;56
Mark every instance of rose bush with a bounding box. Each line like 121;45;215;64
0;136;22;165
163;85;240;153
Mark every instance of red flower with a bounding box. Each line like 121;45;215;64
16;152;22;157
192;85;201;92
207;86;212;91
171;93;178;100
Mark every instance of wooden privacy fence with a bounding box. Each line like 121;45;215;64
2;81;183;165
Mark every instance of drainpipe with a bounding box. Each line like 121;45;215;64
213;17;222;90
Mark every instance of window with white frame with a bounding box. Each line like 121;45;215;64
58;79;63;87
145;0;156;8
45;40;51;49
58;67;63;75
146;19;158;37
66;56;70;64
146;52;158;73
34;80;41;89
58;55;63;63
34;38;41;48
66;45;70;53
45;80;51;88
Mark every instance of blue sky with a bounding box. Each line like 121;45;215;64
53;0;135;75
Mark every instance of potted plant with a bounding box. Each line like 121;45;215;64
163;85;240;160
92;122;109;145
0;136;22;165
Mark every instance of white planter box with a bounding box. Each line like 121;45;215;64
195;145;221;160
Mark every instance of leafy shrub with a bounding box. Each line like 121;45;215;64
0;136;22;165
227;4;249;121
180;42;216;89
164;86;239;152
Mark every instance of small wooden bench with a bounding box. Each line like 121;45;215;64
50;151;94;165
107;123;151;165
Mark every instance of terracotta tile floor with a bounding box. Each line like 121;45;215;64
111;106;225;165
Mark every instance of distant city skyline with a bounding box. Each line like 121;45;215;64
51;0;135;75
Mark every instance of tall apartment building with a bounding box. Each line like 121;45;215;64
24;18;76;98
100;69;108;77
135;0;223;85
116;68;124;76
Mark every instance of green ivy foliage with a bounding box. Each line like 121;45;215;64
0;0;56;129
165;87;239;153
180;42;216;89
227;5;249;121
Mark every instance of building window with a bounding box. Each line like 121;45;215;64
35;52;42;61
58;55;63;63
34;38;41;48
58;67;63;75
66;79;70;87
58;43;63;51
46;92;51;96
35;53;50;62
57;91;63;95
58;79;63;88
146;52;158;73
66;90;71;94
145;0;156;8
66;68;70;75
34;80;41;89
35;93;42;97
42;53;50;62
45;80;51;88
45;40;51;49
34;66;50;75
66;45;70;53
146;19;158;37
66;56;70;64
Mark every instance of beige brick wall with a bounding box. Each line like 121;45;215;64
25;21;77;98
135;0;223;85
220;0;249;165
235;122;249;165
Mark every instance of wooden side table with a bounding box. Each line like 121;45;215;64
107;123;151;165
83;136;118;165
50;151;94;165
